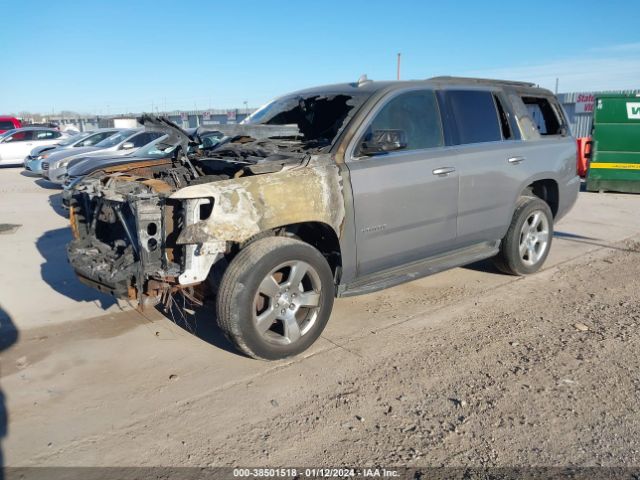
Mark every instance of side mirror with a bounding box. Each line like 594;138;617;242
121;141;135;150
359;129;408;156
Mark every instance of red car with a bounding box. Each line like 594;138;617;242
0;116;21;134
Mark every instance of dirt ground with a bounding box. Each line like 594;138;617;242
4;236;640;470
190;238;640;468
3;170;640;472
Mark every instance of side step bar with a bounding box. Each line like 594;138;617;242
338;241;500;297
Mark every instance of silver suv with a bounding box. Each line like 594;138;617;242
66;77;579;360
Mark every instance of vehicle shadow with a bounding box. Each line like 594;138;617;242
156;300;240;356
48;192;68;219
461;258;502;274
34;179;61;190
0;306;18;480
35;228;117;309
465;231;640;275
554;230;640;253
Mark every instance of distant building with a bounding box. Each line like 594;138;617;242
47;108;255;132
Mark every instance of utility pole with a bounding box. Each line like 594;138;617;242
555;77;559;94
397;52;401;81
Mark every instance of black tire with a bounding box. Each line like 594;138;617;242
216;236;335;360
493;196;554;276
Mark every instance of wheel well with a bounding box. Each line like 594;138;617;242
233;222;343;281
524;179;559;217
281;222;342;279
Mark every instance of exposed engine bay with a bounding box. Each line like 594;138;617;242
67;93;360;308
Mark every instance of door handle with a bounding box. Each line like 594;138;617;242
432;167;456;176
508;156;525;164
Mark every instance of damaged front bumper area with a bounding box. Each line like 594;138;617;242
67;176;224;306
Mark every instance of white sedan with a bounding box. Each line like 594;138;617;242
0;127;70;166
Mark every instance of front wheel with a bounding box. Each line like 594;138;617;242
216;236;335;360
493;196;553;275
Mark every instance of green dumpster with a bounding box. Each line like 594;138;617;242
586;93;640;193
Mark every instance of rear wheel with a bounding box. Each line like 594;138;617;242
216;236;334;360
493;196;553;275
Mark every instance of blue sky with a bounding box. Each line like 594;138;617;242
1;0;639;114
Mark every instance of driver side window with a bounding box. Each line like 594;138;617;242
361;90;444;153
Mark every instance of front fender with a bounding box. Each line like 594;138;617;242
170;164;346;245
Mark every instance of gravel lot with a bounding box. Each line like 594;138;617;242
1;169;640;470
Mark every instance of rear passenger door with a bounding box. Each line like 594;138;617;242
437;89;528;247
347;89;459;277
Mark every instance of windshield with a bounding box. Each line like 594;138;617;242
241;92;370;143
95;130;135;148
58;131;91;146
132;135;177;158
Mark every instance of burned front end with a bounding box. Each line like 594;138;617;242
67;161;214;306
65;92;364;307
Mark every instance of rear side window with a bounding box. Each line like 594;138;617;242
362;90;444;152
439;90;502;145
35;130;58;139
79;131;115;147
521;96;561;135
0;121;15;130
127;132;163;148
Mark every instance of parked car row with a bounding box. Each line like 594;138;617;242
0;120;225;215
24;128;122;174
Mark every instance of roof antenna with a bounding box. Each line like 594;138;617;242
357;74;371;87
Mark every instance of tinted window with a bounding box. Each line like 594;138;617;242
129;132;162;148
521;96;561;135
4;131;34;142
361;90;443;152
441;90;502;145
78;131;116;147
58;131;91;146
95;130;136;148
0;121;15;130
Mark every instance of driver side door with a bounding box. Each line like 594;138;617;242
346;89;459;277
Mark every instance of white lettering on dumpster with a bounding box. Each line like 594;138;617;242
626;102;640;120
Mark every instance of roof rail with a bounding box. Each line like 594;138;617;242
428;76;536;87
